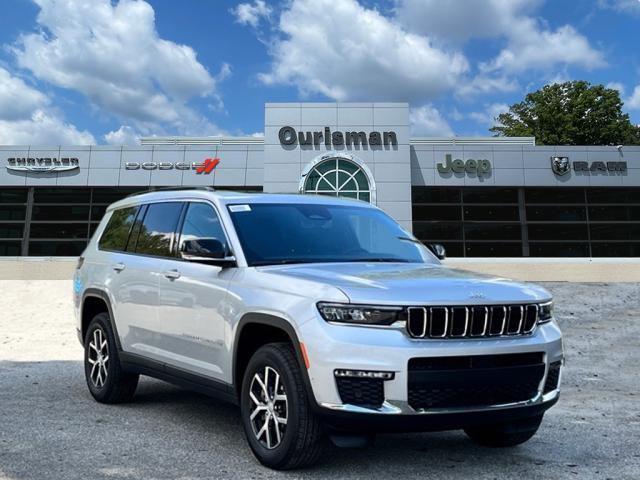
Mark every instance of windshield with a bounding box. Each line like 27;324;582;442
227;203;436;266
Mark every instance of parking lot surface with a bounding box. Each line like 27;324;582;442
1;280;639;480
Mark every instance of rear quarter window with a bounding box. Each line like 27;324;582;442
98;206;138;252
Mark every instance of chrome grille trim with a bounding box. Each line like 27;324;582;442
429;307;448;338
406;304;539;339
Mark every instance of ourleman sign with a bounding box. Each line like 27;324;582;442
437;154;492;176
279;126;398;147
6;157;79;173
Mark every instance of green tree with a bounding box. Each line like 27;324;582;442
490;81;640;145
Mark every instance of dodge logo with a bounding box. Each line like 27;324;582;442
551;156;570;176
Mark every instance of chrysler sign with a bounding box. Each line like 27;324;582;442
6;157;79;173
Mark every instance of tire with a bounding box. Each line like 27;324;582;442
240;342;325;470
84;312;139;404
464;414;544;447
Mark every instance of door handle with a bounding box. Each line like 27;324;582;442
112;262;126;272
163;269;181;280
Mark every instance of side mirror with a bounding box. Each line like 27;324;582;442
180;238;236;267
428;243;446;260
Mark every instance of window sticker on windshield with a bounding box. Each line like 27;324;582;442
229;204;251;212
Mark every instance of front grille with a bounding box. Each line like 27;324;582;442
408;353;545;411
544;361;562;393
407;304;538;339
336;377;384;408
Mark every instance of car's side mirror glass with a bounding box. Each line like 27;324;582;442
180;238;236;267
428;243;446;260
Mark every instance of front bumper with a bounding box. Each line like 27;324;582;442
300;316;563;422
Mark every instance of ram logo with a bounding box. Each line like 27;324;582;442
551;156;571;176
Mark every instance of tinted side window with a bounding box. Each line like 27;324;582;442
135;202;184;257
178;203;228;252
99;207;138;251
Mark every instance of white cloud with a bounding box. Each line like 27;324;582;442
258;0;468;102
396;0;539;43
0;110;95;145
13;0;225;135
231;0;272;27
481;20;605;73
598;0;640;14
410;105;454;136
456;74;519;97
626;85;640;110
104;125;139;145
468;103;509;126
607;82;626;95
0;68;49;120
0;66;94;144
397;0;604;87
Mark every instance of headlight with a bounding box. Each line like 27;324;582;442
538;301;554;323
317;302;403;325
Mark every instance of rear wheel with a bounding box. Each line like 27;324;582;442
84;312;139;403
464;414;543;447
240;343;325;470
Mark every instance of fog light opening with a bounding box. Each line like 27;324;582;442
334;369;395;380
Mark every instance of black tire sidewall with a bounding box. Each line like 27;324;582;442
84;312;119;402
240;345;304;468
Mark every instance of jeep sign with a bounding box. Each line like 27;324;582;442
437;154;492;176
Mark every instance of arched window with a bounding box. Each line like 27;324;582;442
302;157;372;202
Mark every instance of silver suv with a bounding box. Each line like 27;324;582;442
74;188;563;470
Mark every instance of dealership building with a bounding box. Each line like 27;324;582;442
0;102;638;258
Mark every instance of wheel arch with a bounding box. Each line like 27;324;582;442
81;288;122;350
233;313;317;407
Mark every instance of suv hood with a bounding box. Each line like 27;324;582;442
259;262;551;305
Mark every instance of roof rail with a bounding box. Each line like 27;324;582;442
125;186;216;198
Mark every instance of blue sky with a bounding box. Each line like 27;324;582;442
0;0;638;144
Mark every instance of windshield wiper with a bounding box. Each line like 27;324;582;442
251;259;315;266
344;258;411;263
397;236;422;244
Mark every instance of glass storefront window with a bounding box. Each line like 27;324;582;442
527;223;589;241
30;223;89;239
0;206;26;221
464;223;521;241
28;241;87;256
525;188;585;204
413;222;463;241
529;243;590;257
412;187;460;203
463;188;518;204
33;188;91;203
526;205;587;222
31;205;90;221
464;205;519;221
0;188;28;203
0;224;25;239
465;243;522;257
0;241;21;256
413;205;461;221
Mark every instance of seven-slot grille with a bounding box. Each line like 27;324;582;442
406;304;539;339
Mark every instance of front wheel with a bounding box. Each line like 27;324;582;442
464;414;543;447
240;343;325;470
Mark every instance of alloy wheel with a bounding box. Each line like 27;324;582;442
249;366;288;449
87;328;109;388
